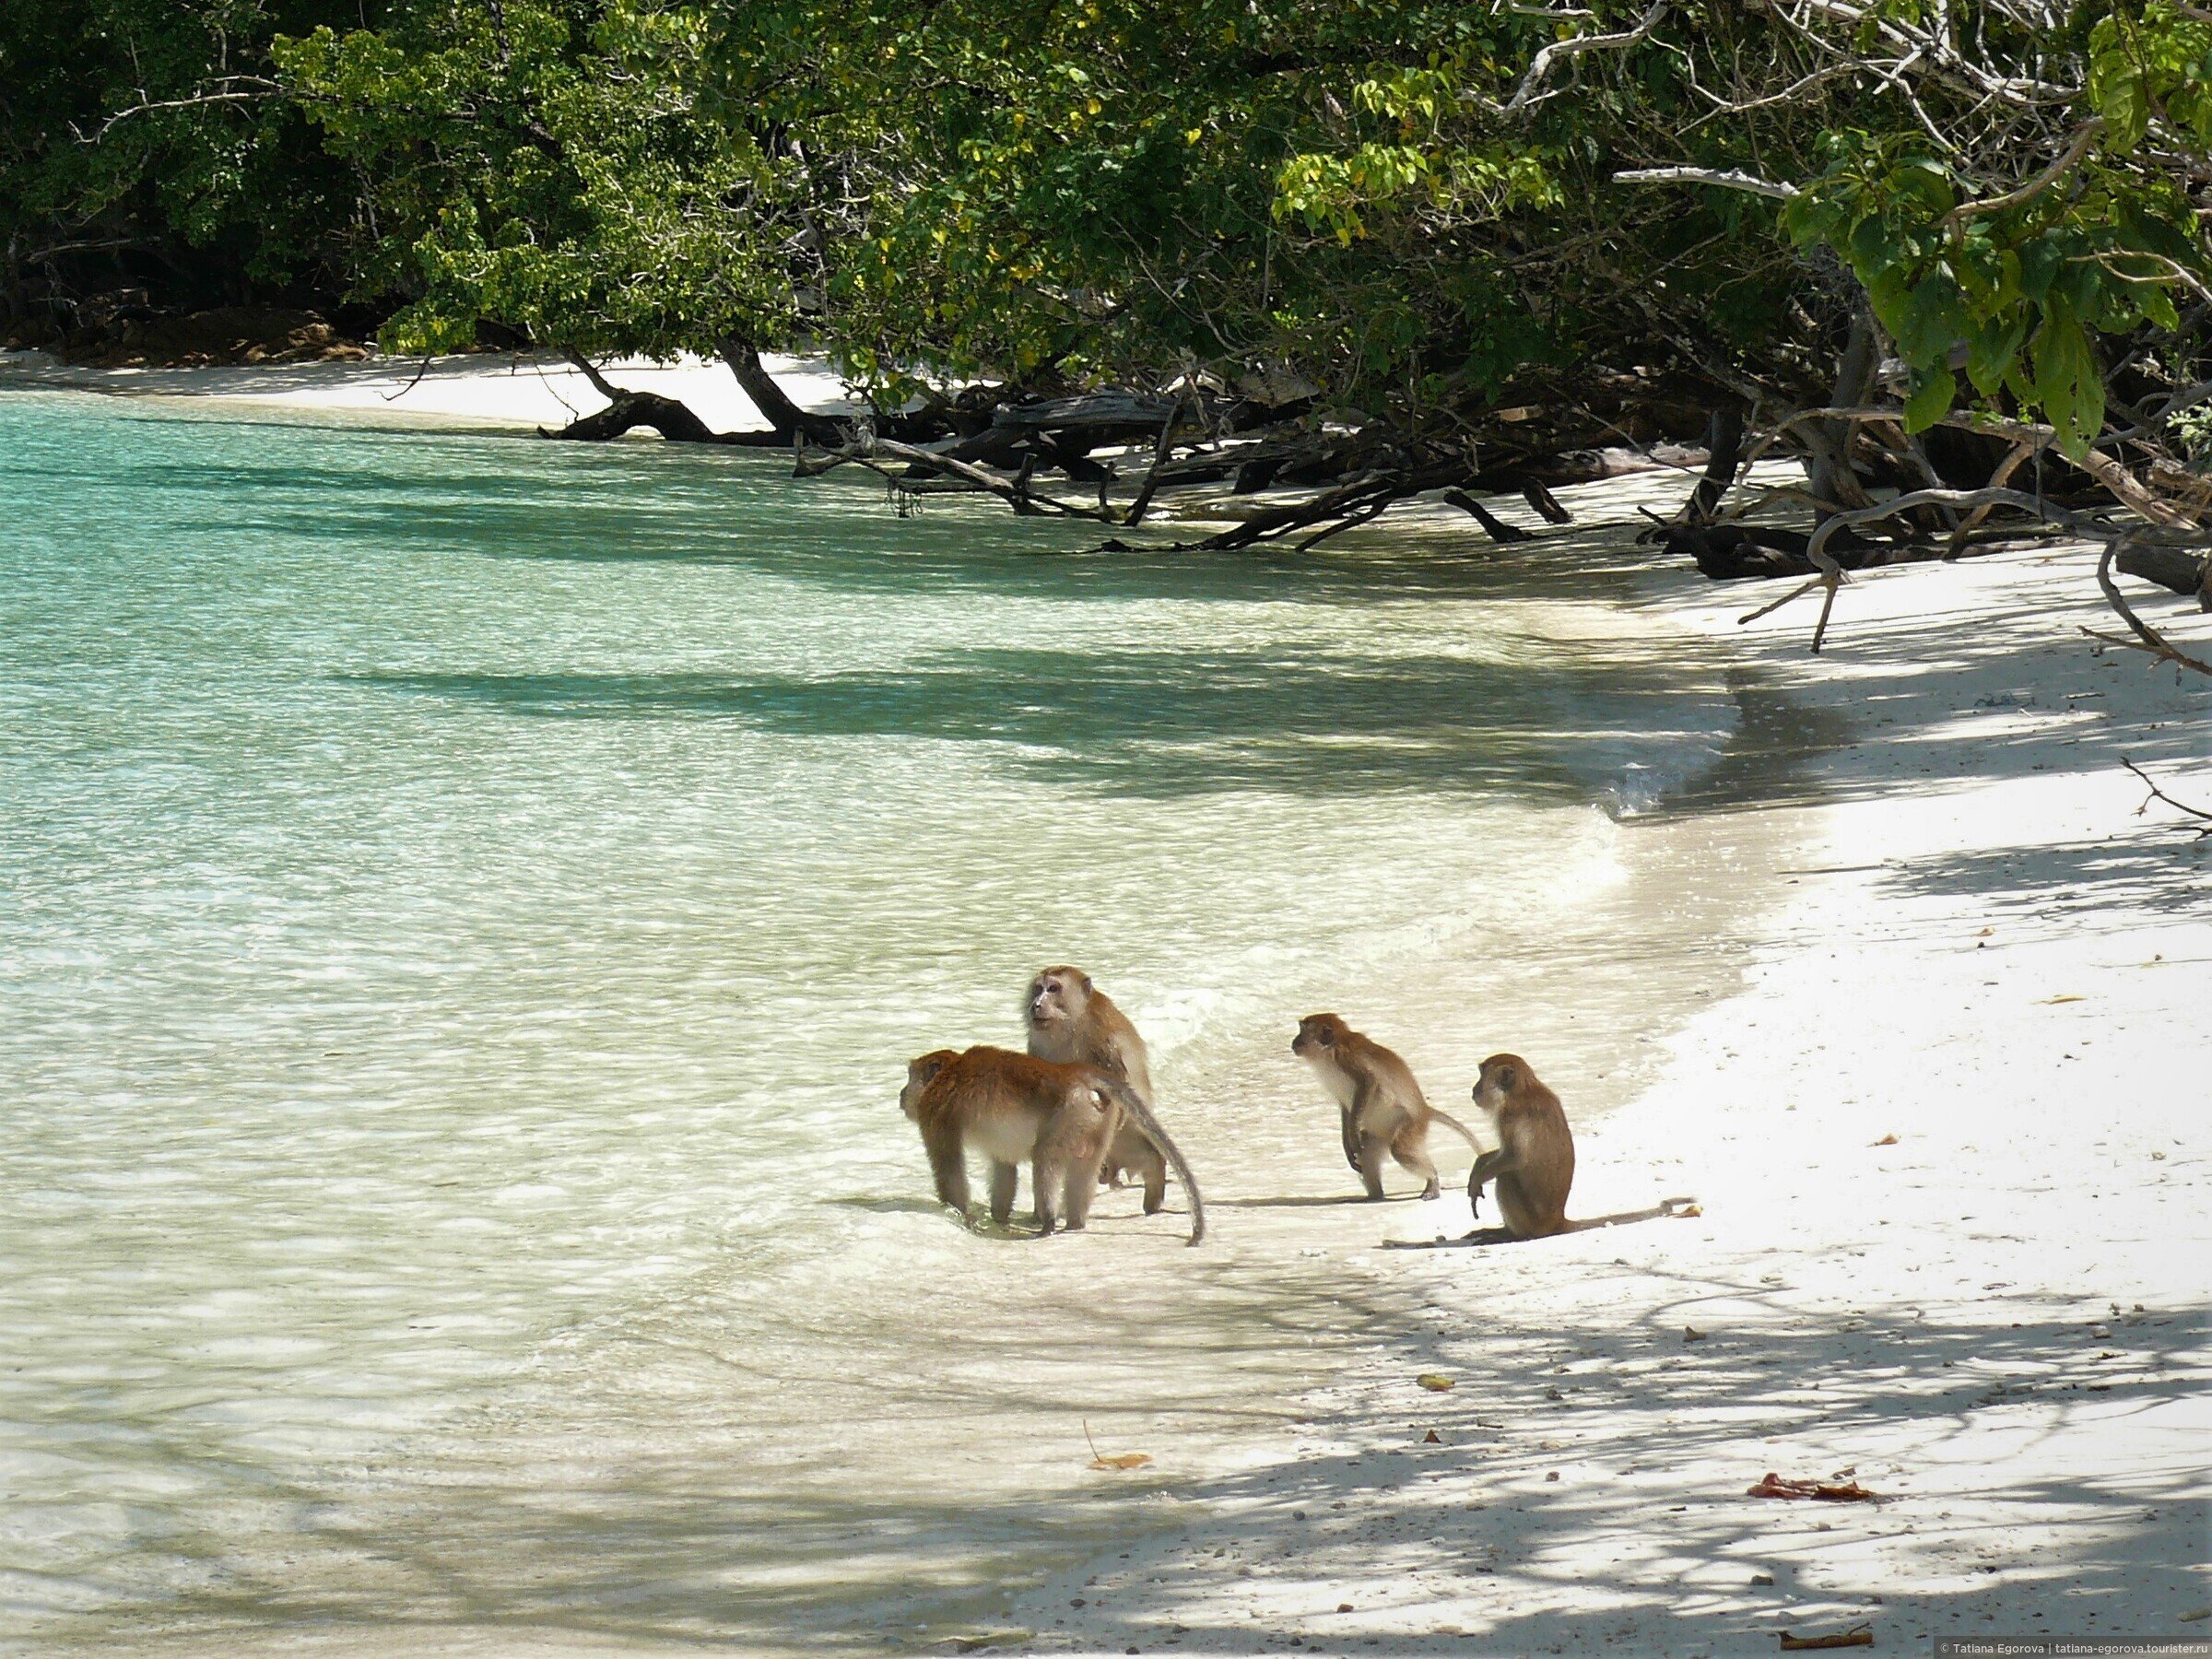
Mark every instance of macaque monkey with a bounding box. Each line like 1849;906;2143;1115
900;1045;1206;1244
1466;1053;1575;1239
1291;1013;1482;1201
1024;966;1170;1214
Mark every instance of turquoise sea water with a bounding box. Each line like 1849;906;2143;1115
0;391;1749;1651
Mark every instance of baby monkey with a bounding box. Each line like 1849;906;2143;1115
900;1045;1206;1244
1466;1053;1575;1238
1292;1013;1482;1201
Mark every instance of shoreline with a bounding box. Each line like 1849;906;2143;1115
8;360;2205;1655
6;372;1805;1659
1017;540;2212;1655
0;347;847;432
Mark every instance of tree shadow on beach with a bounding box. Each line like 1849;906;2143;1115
55;1212;2202;1659
1000;1269;2210;1655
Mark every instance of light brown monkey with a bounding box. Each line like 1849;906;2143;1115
1291;1013;1482;1201
1024;966;1171;1214
1466;1053;1575;1239
900;1045;1206;1244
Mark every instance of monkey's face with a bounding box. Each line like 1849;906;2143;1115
1291;1014;1340;1059
1026;968;1089;1031
1473;1054;1522;1112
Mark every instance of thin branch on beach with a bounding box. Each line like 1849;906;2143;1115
2121;758;2212;837
2086;541;2212;677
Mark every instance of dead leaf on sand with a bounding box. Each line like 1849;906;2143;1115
1673;1202;1703;1218
1418;1373;1455;1392
2180;1607;2211;1623
2041;994;2087;1005
1748;1472;1877;1501
1423;1430;1442;1444
1872;1134;1899;1146
1683;1326;1709;1343
1082;1418;1152;1472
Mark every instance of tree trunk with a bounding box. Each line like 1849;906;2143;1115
1801;309;1879;514
2116;543;2212;602
719;336;849;445
540;390;722;444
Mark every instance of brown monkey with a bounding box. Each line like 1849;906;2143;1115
1024;966;1171;1215
1291;1013;1482;1201
1466;1053;1575;1239
900;1045;1207;1244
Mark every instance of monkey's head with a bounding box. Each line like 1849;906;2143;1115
1291;1013;1346;1061
1026;966;1093;1033
900;1050;959;1121
1472;1053;1529;1114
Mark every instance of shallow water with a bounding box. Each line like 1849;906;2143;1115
0;392;1780;1652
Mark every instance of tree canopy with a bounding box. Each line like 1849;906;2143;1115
6;1;2208;604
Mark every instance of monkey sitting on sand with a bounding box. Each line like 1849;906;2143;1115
1466;1053;1575;1238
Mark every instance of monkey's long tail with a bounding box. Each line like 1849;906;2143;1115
1104;1080;1207;1246
1428;1108;1486;1156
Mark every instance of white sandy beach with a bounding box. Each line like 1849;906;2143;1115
1013;541;2212;1655
0;347;849;432
10;351;2207;1657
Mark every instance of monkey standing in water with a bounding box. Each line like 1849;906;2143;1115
900;1045;1207;1244
1024;966;1174;1216
1466;1053;1575;1238
1292;1013;1483;1200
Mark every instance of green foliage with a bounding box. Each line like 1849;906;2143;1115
10;0;2204;474
276;1;788;357
1778;6;2208;456
0;3;365;302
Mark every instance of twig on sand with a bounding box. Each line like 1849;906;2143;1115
2122;758;2212;838
1777;1628;1874;1653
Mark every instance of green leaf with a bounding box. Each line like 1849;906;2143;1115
1902;364;1957;433
2030;306;2105;462
1964;314;2030;398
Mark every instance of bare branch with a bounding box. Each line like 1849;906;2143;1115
2121;758;2212;836
1940;118;2105;229
1500;0;1669;113
1611;166;1801;200
2089;540;2212;676
76;77;288;143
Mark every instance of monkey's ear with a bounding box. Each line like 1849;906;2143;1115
1495;1064;1517;1090
1079;973;1093;992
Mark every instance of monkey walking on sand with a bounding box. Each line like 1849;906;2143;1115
1291;1013;1484;1201
1024;966;1179;1214
900;1045;1207;1245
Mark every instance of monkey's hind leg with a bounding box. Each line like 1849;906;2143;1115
1030;1154;1069;1236
1060;1161;1096;1231
1115;1127;1167;1216
989;1160;1020;1227
1393;1132;1441;1200
925;1127;972;1219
